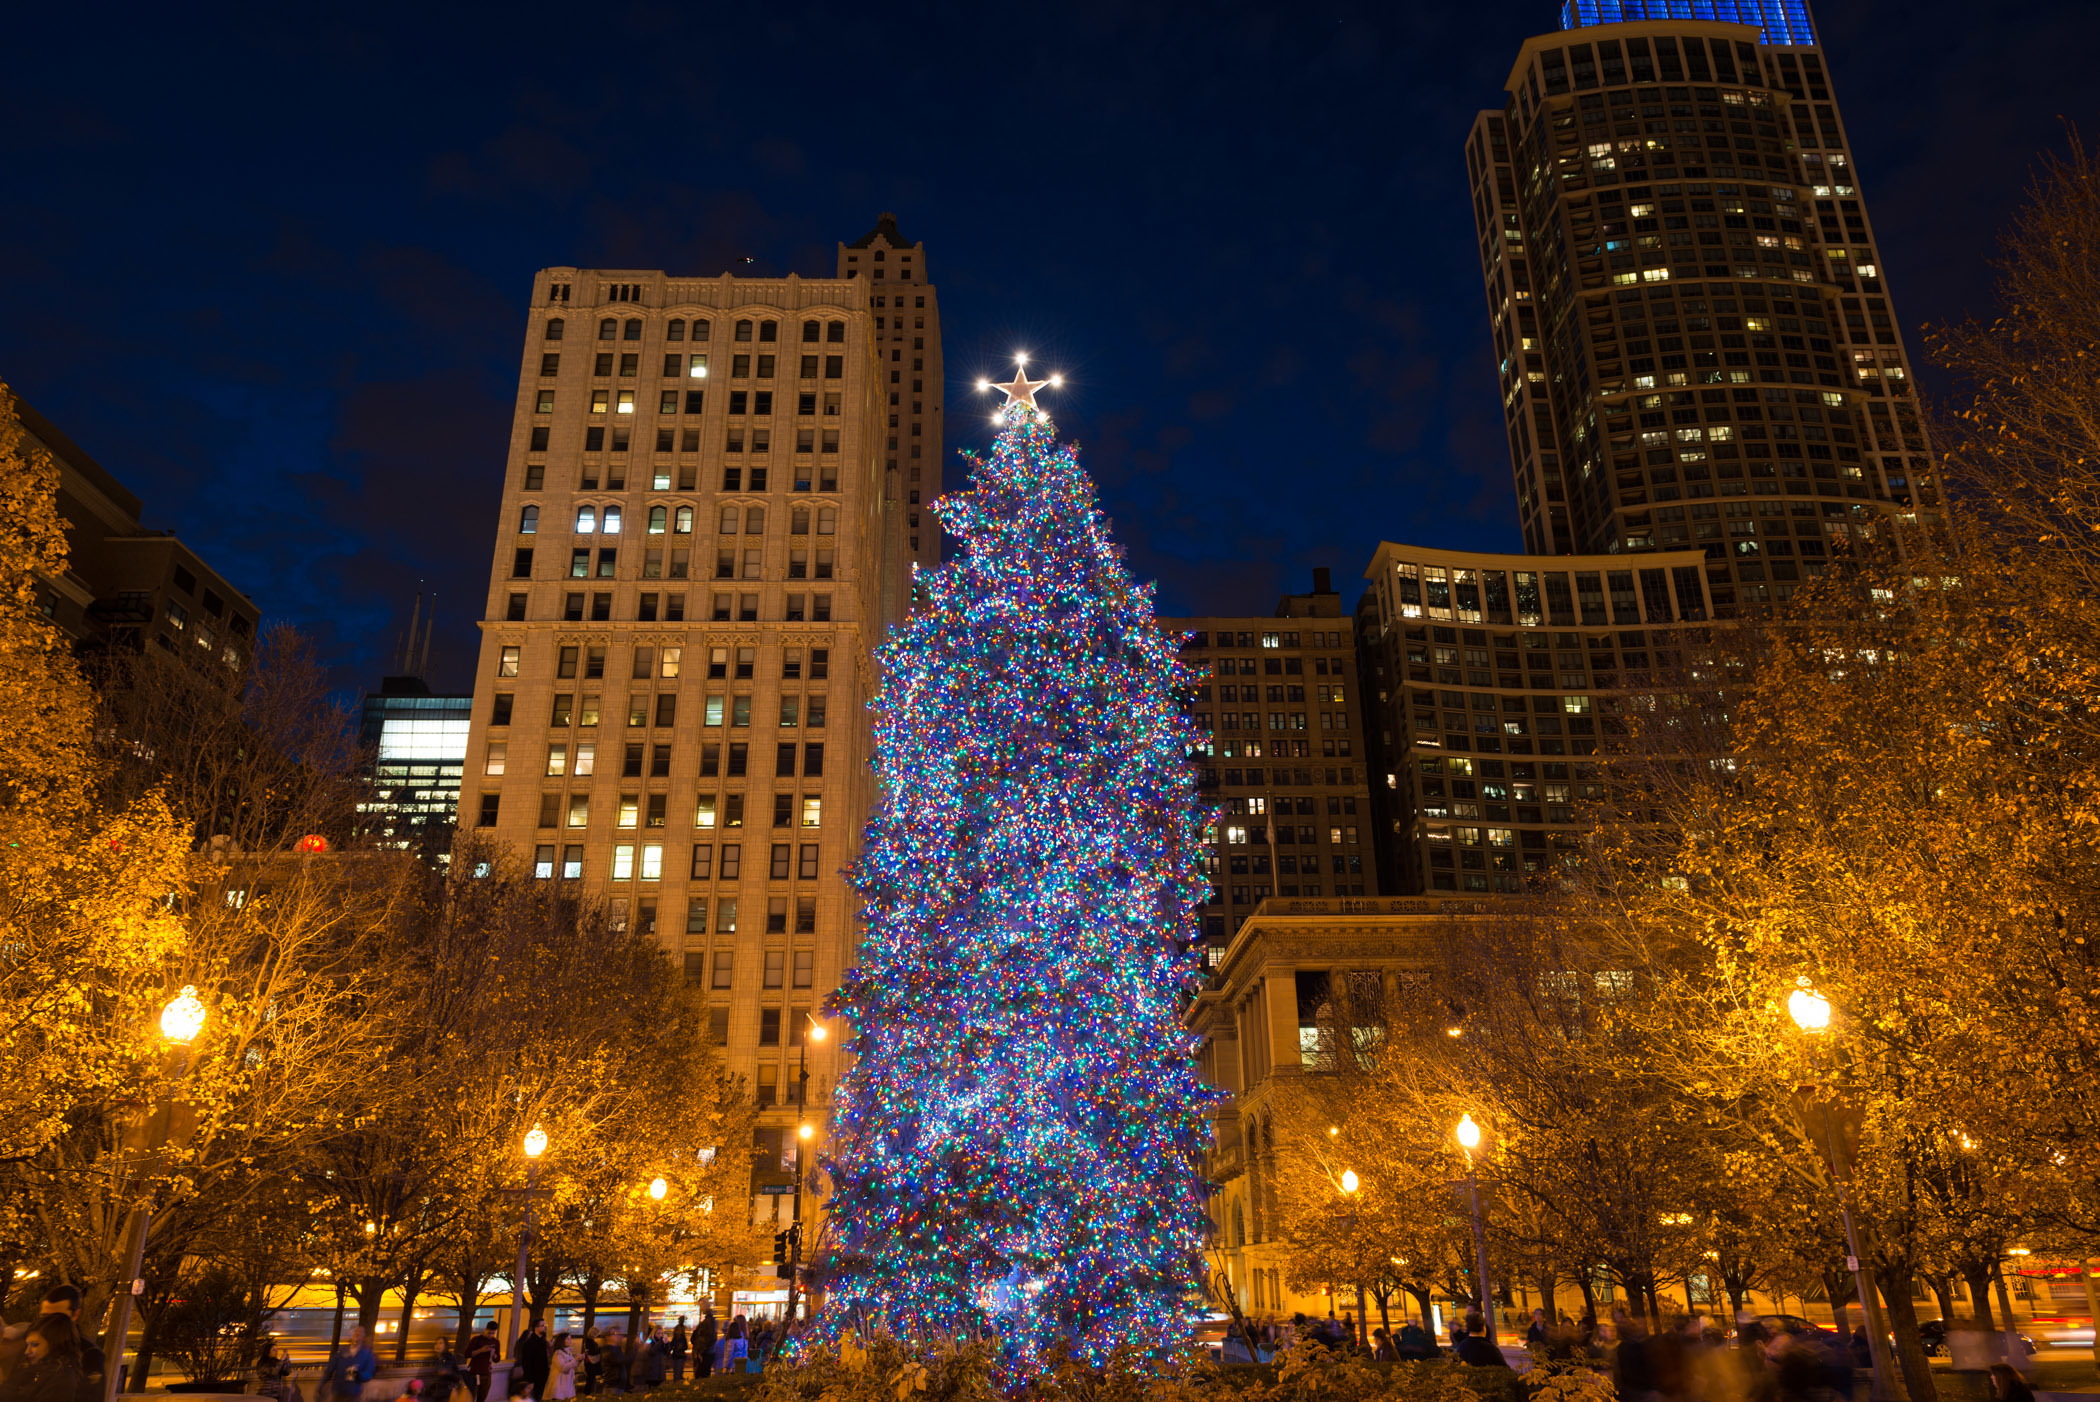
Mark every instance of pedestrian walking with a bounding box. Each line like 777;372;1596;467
517;1321;551;1402
668;1321;687;1386
0;1316;85;1402
257;1338;297;1402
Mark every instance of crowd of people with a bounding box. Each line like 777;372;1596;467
1238;1303;2043;1402
305;1306;801;1402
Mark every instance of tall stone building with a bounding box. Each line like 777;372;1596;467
1468;1;1936;613
1163;569;1380;968
456;216;941;1230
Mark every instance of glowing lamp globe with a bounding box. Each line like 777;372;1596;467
798;1122;815;1141
160;986;207;1045
296;833;330;855
523;1124;549;1159
1456;1113;1482;1151
810;1022;828;1042
1339;1169;1360;1195
1788;986;1832;1032
648;1176;668;1201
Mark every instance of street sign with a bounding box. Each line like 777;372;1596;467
758;1184;794;1195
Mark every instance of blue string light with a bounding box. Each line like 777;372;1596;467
810;398;1219;1382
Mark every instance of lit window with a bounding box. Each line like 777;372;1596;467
689;354;708;378
575;743;595;776
519;505;538;534
602;506;622;534
640;844;663;881
546;744;568;776
617;390;635;414
675;506;694;533
484;743;507;775
662;647;681;678
612;845;635;880
706;695;725;726
801;797;822;827
576;506;597;534
648;506;667;534
618;794;639;828
696;796;717;829
591;390;608;414
498;646;520;677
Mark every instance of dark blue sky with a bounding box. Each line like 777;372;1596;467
5;1;2094;692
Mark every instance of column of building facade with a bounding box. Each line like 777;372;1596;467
458;237;933;1228
1466;9;1938;616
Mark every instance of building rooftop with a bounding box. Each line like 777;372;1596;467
1558;0;1816;48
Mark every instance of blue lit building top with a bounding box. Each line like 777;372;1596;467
1559;0;1817;48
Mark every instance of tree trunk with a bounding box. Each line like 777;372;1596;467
328;1285;346;1367
449;1264;488;1353
1992;1267;2017;1334
356;1277;385;1334
395;1279;422;1364
580;1277;603;1333
1963;1266;1996;1328
1408;1286;1437;1335
1928;1275;1955;1326
1877;1263;1936;1402
1823;1266;1855;1337
1535;1271;1557;1324
1576;1273;1597;1322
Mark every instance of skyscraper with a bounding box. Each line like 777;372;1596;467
456;216;941;1233
1161;569;1380;967
1467;2;1936;614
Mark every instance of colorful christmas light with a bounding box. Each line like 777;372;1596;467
813;388;1216;1380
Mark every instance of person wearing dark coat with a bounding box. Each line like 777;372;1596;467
693;1310;718;1380
0;1317;86;1402
516;1321;552;1402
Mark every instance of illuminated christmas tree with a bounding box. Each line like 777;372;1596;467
816;364;1216;1376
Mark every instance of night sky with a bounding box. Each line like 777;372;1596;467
5;1;2096;694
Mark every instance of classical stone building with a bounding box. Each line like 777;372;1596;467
455;216;941;1232
1469;2;1937;612
1184;896;1491;1322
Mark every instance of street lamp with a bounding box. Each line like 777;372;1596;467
105;988;208;1402
649;1176;668;1202
1455;1114;1497;1346
1787;981;1898;1402
776;1017;828;1350
515;1124;549;1331
1336;1167;1369;1350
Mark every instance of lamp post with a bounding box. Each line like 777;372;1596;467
1456;1113;1496;1346
1787;983;1898;1402
104;987;207;1402
776;1018;826;1348
515;1123;549;1333
1337;1169;1369;1350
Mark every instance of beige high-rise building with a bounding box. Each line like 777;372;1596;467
456;215;941;1230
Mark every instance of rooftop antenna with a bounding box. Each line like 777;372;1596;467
417;595;436;678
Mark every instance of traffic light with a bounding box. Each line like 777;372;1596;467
772;1230;790;1267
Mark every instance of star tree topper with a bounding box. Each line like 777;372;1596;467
980;357;1062;419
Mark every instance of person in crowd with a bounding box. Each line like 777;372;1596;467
257;1337;297;1402
546;1334;575;1402
578;1329;600;1396
667;1321;687;1386
1991;1362;2038;1402
1396;1316;1435;1360
1371;1327;1396;1362
723;1317;747;1375
326;1326;378;1402
692;1310;717;1382
599;1332;625;1394
519;1320;553;1402
1454;1311;1508;1369
0;1316;85;1402
468;1323;498;1402
1526;1309;1549;1348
